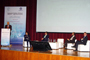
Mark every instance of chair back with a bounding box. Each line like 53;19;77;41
57;38;64;43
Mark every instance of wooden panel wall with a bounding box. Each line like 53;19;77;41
0;49;90;60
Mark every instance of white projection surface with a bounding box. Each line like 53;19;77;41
36;0;90;33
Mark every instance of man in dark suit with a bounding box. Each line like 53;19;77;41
41;32;49;42
5;22;12;35
64;32;76;49
24;32;30;47
5;22;12;31
72;32;88;51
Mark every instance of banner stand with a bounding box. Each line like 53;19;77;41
4;6;26;44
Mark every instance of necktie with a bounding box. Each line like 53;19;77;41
44;35;46;38
7;25;9;28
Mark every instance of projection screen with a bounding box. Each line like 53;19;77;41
36;0;90;33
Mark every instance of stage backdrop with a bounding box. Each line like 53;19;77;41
4;6;26;44
0;0;90;43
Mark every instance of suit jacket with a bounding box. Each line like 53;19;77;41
81;36;88;45
5;25;12;30
24;35;30;41
42;35;49;42
69;35;76;43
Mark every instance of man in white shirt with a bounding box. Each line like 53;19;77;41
64;32;76;49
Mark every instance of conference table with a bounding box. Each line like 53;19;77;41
23;40;63;49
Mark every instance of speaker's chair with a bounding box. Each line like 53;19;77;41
23;37;30;47
78;40;90;51
67;39;77;49
57;38;64;48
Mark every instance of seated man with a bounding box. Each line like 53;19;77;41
41;32;49;42
24;32;30;47
64;32;76;49
72;32;88;51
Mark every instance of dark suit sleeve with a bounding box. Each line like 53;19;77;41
69;36;76;43
82;36;88;45
10;25;12;30
46;35;49;38
28;35;30;40
43;35;44;38
24;35;30;41
42;35;49;42
72;36;76;42
45;35;49;41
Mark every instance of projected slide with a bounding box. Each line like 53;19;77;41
36;0;90;33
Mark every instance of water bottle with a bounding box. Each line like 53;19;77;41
51;39;52;42
53;39;56;43
48;38;50;42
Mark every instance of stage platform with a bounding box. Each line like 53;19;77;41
0;45;90;60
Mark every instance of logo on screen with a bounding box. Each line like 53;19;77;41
19;7;22;11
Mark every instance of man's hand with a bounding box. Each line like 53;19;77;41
67;38;69;41
81;38;83;40
36;40;39;42
41;38;44;40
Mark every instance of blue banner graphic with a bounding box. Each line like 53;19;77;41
4;6;26;44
